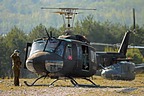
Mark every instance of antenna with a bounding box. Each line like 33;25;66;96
132;8;136;54
50;31;52;38
133;8;136;33
45;28;50;38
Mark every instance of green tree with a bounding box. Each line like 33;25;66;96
3;26;27;78
5;26;27;53
126;48;143;64
73;21;83;35
0;35;7;78
132;25;144;56
47;26;61;38
104;46;118;52
28;24;47;42
74;15;106;42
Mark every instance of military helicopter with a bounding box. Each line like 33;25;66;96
92;8;144;80
24;8;137;86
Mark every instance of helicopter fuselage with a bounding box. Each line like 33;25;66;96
23;8;138;87
25;37;97;78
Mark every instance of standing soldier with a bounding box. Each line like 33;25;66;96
10;50;21;86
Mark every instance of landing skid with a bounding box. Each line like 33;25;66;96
24;75;46;86
24;76;99;87
69;77;100;87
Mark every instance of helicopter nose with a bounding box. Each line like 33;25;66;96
26;51;63;74
26;59;36;73
45;60;63;72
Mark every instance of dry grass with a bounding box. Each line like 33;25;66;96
0;74;144;96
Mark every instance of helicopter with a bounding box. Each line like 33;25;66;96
91;9;144;80
24;8;138;87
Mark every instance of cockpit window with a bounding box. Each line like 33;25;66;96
29;38;60;56
29;40;45;56
45;39;60;52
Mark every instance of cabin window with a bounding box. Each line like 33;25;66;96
55;41;66;57
77;45;82;60
91;50;95;62
65;44;72;60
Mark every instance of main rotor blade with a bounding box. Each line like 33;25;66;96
78;8;96;10
41;7;96;10
41;7;61;9
53;11;81;15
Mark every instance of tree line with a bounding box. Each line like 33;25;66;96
1;0;144;34
0;16;144;78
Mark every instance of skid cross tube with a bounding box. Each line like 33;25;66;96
49;79;59;86
69;77;100;87
48;77;80;87
24;75;46;86
49;77;79;86
83;78;100;87
69;77;79;86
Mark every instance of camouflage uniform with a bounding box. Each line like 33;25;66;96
10;50;21;86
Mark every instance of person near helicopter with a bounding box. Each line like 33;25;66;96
10;50;21;86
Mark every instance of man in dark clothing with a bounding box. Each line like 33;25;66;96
10;50;21;86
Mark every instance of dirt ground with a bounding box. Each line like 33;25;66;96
0;74;144;96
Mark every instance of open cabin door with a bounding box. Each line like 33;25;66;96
24;43;32;69
81;45;89;70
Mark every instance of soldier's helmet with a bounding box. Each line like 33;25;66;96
14;50;20;53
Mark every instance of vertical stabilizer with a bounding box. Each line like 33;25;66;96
118;31;132;55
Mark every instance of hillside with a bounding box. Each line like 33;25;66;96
0;0;144;34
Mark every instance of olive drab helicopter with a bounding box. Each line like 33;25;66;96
24;8;137;87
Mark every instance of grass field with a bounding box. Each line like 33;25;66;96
0;74;144;96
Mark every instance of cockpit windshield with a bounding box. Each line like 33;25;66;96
45;39;60;52
29;38;60;56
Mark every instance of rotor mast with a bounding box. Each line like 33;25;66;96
41;7;96;32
